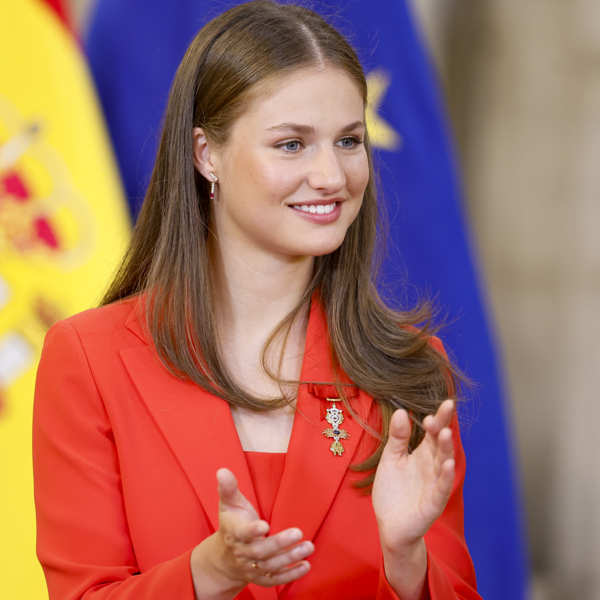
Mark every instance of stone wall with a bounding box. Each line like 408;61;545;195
412;1;600;598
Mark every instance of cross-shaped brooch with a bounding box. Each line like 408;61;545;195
322;398;350;456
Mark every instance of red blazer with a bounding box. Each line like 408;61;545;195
33;294;481;600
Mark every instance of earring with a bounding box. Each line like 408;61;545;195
208;172;218;200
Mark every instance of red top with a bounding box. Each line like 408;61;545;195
244;452;286;522
33;294;481;600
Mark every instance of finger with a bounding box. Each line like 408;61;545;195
385;409;411;457
431;457;455;510
217;468;241;505
255;540;314;573
438;426;454;456
437;399;455;427
235;527;303;560
254;560;311;587
223;517;270;545
433;426;454;477
423;399;454;437
217;468;256;514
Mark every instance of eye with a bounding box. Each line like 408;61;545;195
277;139;303;153
337;136;363;149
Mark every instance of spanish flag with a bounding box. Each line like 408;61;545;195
0;1;130;596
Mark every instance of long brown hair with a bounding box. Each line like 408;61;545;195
102;0;463;483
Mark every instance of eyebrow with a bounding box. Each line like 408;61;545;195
266;121;365;134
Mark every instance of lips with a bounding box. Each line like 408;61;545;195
292;202;336;215
287;198;343;223
287;197;344;214
288;198;344;207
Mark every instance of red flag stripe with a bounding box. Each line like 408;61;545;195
38;0;73;32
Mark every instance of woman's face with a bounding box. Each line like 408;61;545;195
198;65;369;262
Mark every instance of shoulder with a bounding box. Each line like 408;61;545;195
401;323;448;358
63;296;137;331
427;334;447;358
44;296;146;353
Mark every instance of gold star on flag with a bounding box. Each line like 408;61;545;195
366;70;402;151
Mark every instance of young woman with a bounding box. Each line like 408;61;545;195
33;2;481;599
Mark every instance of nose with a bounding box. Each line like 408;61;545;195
307;145;346;192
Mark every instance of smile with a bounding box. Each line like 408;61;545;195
290;202;337;215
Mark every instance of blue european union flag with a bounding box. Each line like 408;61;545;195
86;2;529;597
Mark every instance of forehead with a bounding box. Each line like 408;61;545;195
232;66;365;132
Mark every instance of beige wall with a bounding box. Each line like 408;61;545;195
412;1;600;598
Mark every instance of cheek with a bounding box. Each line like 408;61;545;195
347;153;370;195
246;161;301;201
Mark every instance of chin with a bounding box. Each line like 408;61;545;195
271;227;351;259
300;237;347;258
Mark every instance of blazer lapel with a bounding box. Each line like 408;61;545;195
120;303;259;535
121;304;277;600
270;294;373;543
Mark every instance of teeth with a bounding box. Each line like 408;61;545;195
293;203;336;215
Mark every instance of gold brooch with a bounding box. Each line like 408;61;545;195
322;398;350;456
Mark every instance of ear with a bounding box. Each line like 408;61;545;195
192;127;218;180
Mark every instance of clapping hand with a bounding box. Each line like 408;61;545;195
192;468;313;593
373;399;456;548
371;400;456;596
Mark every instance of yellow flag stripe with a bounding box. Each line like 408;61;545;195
0;1;130;597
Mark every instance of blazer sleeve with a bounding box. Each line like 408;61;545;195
33;320;197;600
375;336;481;600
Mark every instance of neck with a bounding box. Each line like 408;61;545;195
209;237;314;341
